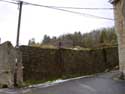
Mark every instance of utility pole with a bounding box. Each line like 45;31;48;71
16;1;23;47
110;0;125;79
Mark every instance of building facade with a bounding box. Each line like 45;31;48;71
110;0;125;76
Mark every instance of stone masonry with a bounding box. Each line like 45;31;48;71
0;42;23;88
111;0;125;75
0;41;119;87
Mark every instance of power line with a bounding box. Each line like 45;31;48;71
23;1;114;21
1;0;114;21
0;0;17;4
11;0;113;10
36;6;114;10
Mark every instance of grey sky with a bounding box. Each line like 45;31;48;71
0;0;114;45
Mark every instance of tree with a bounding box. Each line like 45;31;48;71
100;29;107;44
29;27;117;48
42;35;51;44
28;38;36;46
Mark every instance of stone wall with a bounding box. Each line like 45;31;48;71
0;42;118;87
19;46;119;82
0;42;23;88
20;46;61;81
113;0;125;74
0;41;119;87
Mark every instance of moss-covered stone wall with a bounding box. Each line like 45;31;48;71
19;46;119;82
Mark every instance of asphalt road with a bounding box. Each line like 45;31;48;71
0;71;125;94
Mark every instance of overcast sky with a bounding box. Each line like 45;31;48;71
0;0;114;46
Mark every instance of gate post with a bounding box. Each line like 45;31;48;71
0;42;23;88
